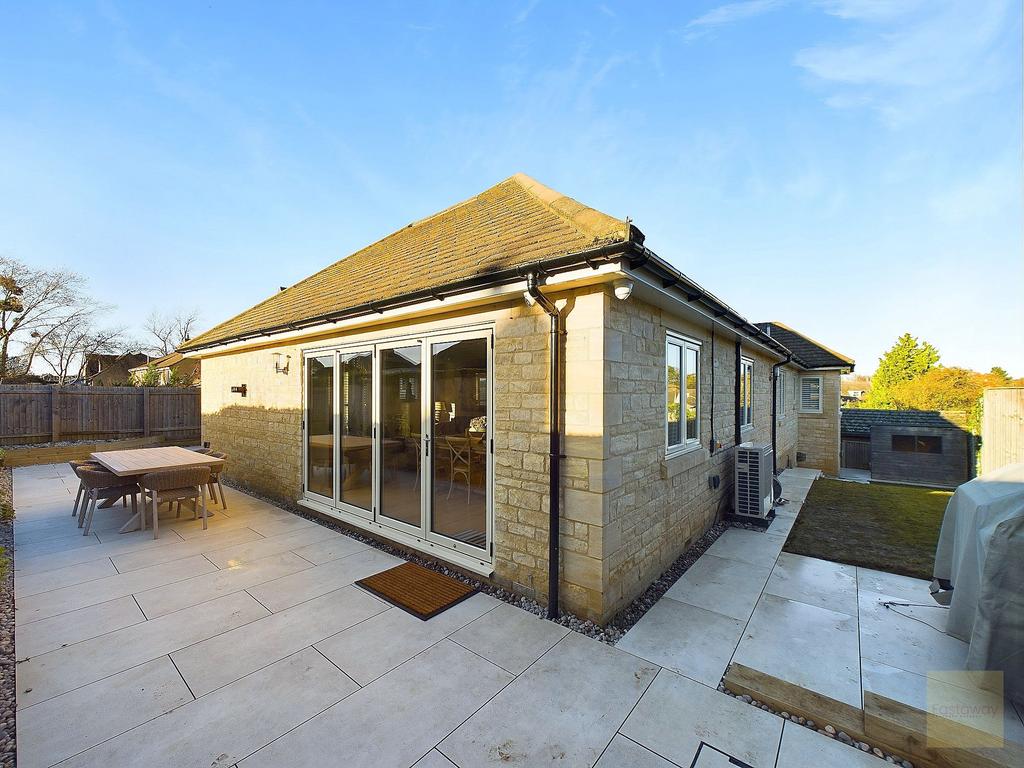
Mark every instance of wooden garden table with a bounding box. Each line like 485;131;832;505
89;446;224;533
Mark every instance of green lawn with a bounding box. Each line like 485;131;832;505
783;479;953;580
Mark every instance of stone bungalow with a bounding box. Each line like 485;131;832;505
179;174;853;623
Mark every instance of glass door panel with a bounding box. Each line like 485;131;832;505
379;344;422;529
339;350;373;515
305;354;334;499
429;337;488;551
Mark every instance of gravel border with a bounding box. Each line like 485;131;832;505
1;467;15;767
222;478;731;644
717;682;915;767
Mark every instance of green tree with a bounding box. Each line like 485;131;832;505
989;366;1011;382
863;333;940;409
137;363;161;387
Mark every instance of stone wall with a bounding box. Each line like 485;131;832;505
600;295;788;621
797;370;842;475
201;343;305;503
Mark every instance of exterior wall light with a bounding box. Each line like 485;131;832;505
273;353;291;374
613;279;634;301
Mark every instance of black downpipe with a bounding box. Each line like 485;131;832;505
525;273;563;620
734;341;742;447
771;354;792;478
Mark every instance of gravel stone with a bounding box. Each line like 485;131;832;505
0;467;15;767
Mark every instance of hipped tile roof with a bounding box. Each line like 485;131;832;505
181;174;629;351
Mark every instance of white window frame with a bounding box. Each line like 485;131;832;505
666;331;701;455
799;375;823;414
740;356;754;430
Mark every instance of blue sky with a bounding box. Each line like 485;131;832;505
1;0;1020;374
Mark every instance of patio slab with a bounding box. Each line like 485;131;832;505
617;597;745;686
440;632;658;767
620;669;783;768
775;720;880;767
764;552;858;616
663;552;771;621
703;528;785;569
449;601;570;674
594;734;677;767
15;595;145;659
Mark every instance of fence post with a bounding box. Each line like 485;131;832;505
142;387;151;437
51;386;61;442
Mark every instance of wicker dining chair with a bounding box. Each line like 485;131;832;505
76;467;141;537
69;460;102;519
204;451;228;510
445;437;472;503
139;467;211;539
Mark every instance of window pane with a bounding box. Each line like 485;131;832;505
892;434;915;452
380;345;422;527
667;342;682;446
685;346;698;441
917;436;942;454
430;338;488;549
306;355;334;498
339;351;372;511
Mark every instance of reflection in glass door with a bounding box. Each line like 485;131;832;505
379;344;422;529
339;351;373;514
430;337;488;551
306;355;334;499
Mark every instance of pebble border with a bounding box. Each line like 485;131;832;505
1;467;15;767
222;478;730;644
717;681;915;767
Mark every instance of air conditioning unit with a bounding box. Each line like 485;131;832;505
735;442;774;519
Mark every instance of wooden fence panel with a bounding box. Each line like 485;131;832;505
981;387;1024;475
0;385;200;446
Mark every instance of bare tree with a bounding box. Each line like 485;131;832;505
144;309;200;356
35;306;125;385
0;258;91;382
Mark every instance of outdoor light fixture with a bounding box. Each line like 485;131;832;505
613;278;634;301
273;353;291;374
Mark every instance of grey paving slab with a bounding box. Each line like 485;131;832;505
15;523;107;547
242;513;321;538
663;552;771;621
315;592;501;685
15;554;218;625
449;601;569;674
109;526;266;572
775;720;881;767
440;632;658;768
621;669;782;768
135;550;314;619
765;552;858;616
595;734;679;767
732;593;862;709
16;591;268;709
14;556;117;598
14;533;102;559
16;656;193;768
15;595;145;660
858;588;967;677
617;597;744;686
14;531;182;577
246;546;402;612
857;567;933;603
413;750;459;768
60;647;357;768
171;584;386;697
704;528;784;569
240;640;513;768
290;533;369;565
201;526;338;569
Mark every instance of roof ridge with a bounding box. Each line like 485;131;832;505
506;173;629;245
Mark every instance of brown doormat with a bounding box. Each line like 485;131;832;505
355;562;478;620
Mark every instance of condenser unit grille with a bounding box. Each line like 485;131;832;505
736;450;761;516
735;442;774;518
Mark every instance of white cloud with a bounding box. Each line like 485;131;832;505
683;0;788;40
795;0;1016;123
929;161;1020;225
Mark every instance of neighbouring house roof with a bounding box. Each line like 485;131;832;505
841;408;967;437
128;352;193;373
756;322;855;371
181;173;631;352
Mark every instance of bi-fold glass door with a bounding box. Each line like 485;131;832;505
303;328;492;560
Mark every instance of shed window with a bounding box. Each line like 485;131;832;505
667;333;701;452
740;357;754;428
799;376;823;413
892;434;942;454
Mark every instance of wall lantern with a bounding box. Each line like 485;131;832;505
273;353;291;374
